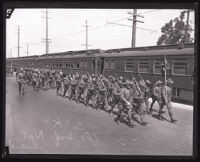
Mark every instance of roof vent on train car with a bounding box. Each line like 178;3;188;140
105;50;112;53
177;44;185;49
113;49;121;53
86;51;92;55
70;52;76;56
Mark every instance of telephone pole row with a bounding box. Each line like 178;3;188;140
128;9;144;48
42;8;51;54
82;20;91;50
17;25;21;57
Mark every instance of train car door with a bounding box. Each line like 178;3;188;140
99;57;104;75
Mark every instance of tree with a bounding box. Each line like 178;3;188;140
157;11;193;45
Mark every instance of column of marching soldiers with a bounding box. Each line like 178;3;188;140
16;67;177;128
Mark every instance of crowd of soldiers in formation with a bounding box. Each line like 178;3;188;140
16;68;177;128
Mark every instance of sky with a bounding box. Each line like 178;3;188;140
6;9;195;58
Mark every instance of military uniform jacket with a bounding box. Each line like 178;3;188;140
113;83;122;96
161;85;172;103
152;85;162;99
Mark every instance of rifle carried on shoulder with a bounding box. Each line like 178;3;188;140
131;74;142;97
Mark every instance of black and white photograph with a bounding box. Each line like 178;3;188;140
4;3;197;157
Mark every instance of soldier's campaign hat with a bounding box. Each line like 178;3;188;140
119;76;123;80
82;75;88;80
75;74;79;78
138;80;145;87
92;78;96;82
123;80;130;85
132;76;136;80
129;81;134;85
167;78;174;84
146;80;151;84
157;80;162;85
59;71;63;76
91;74;95;78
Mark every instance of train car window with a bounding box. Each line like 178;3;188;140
139;59;149;73
105;60;109;69
66;64;68;68
172;59;187;75
110;60;115;69
76;63;80;68
153;59;163;74
84;61;88;68
59;64;62;67
80;61;83;68
125;60;134;72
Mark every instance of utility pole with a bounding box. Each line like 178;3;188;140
42;9;51;54
17;25;21;57
82;20;91;50
128;9;144;48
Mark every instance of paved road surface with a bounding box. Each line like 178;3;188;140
5;77;193;155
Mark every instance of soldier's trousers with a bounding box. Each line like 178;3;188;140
56;82;61;94
69;87;76;99
86;90;97;108
110;95;120;112
18;82;22;93
97;91;109;110
63;85;69;96
150;96;162;111
138;101;147;123
159;101;175;121
145;98;149;112
75;88;84;103
116;103;134;124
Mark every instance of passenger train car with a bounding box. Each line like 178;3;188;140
6;43;194;104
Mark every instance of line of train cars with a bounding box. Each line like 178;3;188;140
6;43;194;104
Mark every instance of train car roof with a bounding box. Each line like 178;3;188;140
39;49;103;59
99;47;194;58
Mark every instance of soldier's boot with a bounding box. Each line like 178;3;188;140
109;105;116;115
158;109;163;121
140;114;148;126
62;89;67;97
127;115;135;128
150;100;156;113
146;101;150;114
115;114;121;124
169;111;177;123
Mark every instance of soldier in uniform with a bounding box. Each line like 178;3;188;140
17;68;26;95
107;76;116;105
149;80;163;113
115;80;135;128
109;80;123;115
85;77;97;108
96;76;109;111
144;80;152;114
75;75;87;103
62;75;70;97
69;74;78;100
56;72;63;95
32;70;39;91
130;79;148;126
159;78;177;123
